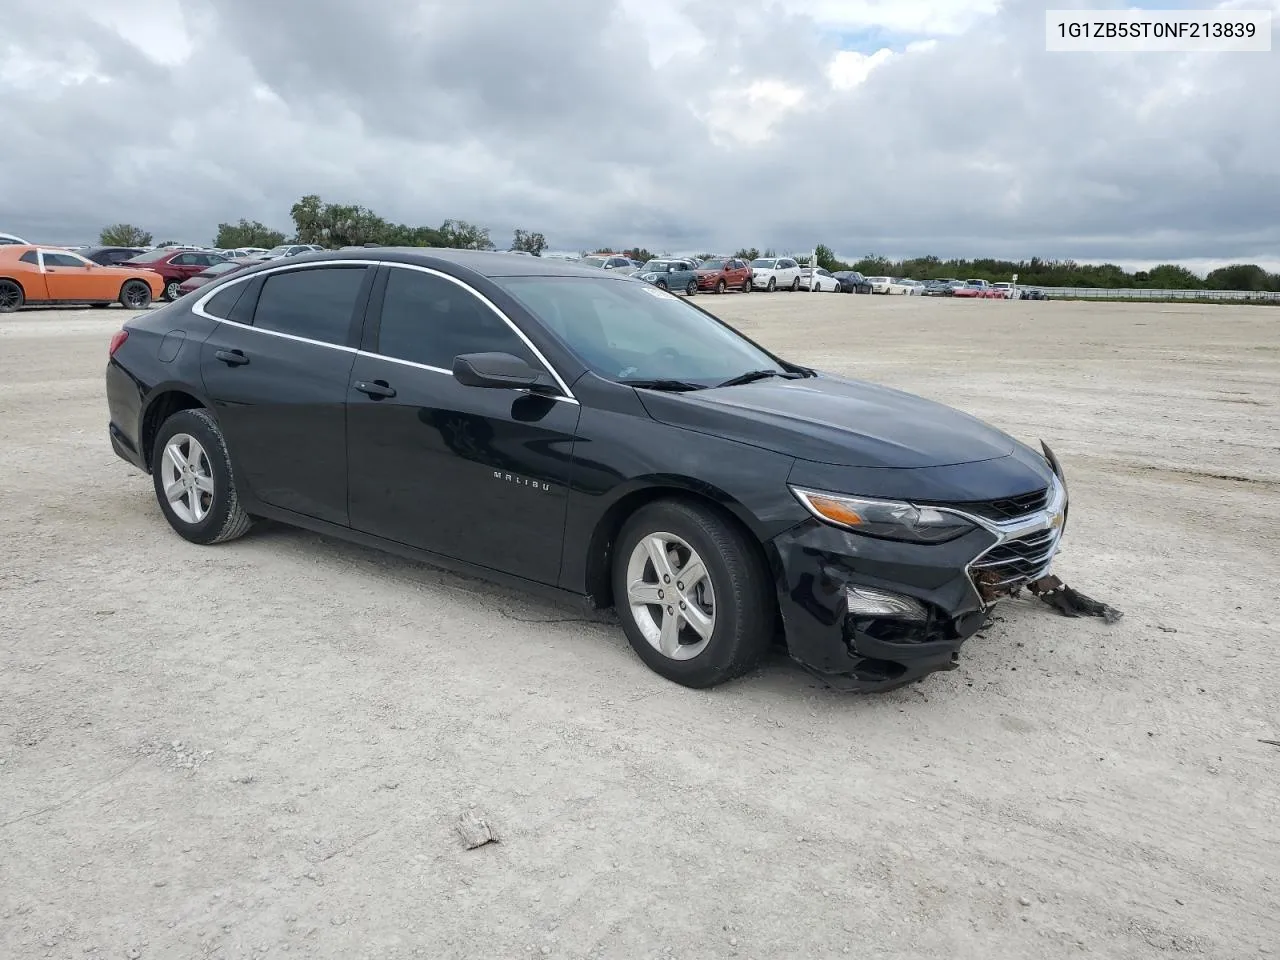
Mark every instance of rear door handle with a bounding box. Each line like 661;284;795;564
354;379;396;399
214;349;249;366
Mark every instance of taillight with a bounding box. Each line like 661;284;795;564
108;329;129;356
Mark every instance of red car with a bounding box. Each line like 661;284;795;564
694;257;752;294
123;248;229;301
175;258;258;296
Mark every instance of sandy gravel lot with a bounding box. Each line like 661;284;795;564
2;293;1278;960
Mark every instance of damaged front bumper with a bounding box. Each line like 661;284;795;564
770;470;1069;693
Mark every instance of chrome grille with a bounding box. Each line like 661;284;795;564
971;527;1061;589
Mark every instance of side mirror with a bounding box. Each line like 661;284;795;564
453;352;553;391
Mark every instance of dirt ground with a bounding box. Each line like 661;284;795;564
2;293;1277;960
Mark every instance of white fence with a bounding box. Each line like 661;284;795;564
1034;286;1280;302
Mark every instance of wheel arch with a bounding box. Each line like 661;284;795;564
140;384;215;471
581;479;782;613
0;275;26;294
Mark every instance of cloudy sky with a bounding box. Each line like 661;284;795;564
1;0;1277;271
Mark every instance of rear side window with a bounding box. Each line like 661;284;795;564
202;280;248;319
20;251;38;264
376;267;536;370
252;266;367;345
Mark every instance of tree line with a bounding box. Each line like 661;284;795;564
97;203;1279;291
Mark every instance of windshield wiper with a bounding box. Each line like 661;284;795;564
715;369;804;388
617;378;707;392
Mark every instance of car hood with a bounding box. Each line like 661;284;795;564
635;372;1018;468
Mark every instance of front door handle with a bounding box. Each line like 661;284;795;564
354;379;396;399
214;349;249;366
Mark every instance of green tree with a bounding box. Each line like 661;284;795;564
438;219;493;250
735;247;760;262
511;229;548;256
1206;264;1270;291
622;247;654;263
154;240;179;248
99;223;152;246
215;219;285;249
1143;264;1200;289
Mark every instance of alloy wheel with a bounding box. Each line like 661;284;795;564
123;282;148;309
0;280;22;312
165;281;181;300
625;532;716;660
160;433;215;524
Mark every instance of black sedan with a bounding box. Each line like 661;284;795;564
832;270;873;294
83;245;147;266
105;249;1069;692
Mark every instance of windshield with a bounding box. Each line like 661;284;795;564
750;259;776;268
698;259;726;270
579;256;607;268
201;261;241;275
266;245;293;255
493;276;784;385
641;260;673;272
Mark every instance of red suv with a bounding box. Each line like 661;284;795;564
694;257;752;294
123;249;229;301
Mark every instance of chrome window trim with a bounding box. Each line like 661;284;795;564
189;257;578;403
381;262;576;401
352;349;578;405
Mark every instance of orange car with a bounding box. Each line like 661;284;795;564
0;245;164;313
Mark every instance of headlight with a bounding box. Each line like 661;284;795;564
790;486;976;544
641;273;658;281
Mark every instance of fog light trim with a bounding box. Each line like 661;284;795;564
845;584;928;621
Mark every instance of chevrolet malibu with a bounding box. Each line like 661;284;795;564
105;249;1069;691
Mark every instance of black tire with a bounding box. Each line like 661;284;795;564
685;280;696;296
766;277;776;292
612;499;775;688
741;277;751;293
0;279;23;313
163;279;182;302
120;280;152;310
790;277;800;292
151;408;253;546
715;279;726;294
656;280;668;291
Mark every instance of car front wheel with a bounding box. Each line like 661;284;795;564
685;280;696;296
163;279;181;301
612;499;775;688
151;408;253;545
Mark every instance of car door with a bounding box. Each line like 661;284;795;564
38;250;99;300
346;263;581;585
778;258;799;286
198;262;374;526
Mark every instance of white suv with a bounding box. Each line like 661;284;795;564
749;256;802;291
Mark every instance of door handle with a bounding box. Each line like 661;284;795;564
214;349;249;366
354;379;396;399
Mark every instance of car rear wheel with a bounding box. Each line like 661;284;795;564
685;280;696;296
0;279;24;313
715;279;726;294
612;499;774;688
151;408;253;546
163;279;182;302
120;280;152;310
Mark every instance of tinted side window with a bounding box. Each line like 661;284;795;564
45;253;87;267
203;280;248;319
376;267;536;370
252;266;367;345
20;251;38;264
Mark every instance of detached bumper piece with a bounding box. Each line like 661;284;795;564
1024;575;1123;623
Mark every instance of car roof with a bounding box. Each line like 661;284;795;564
266;247;637;280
